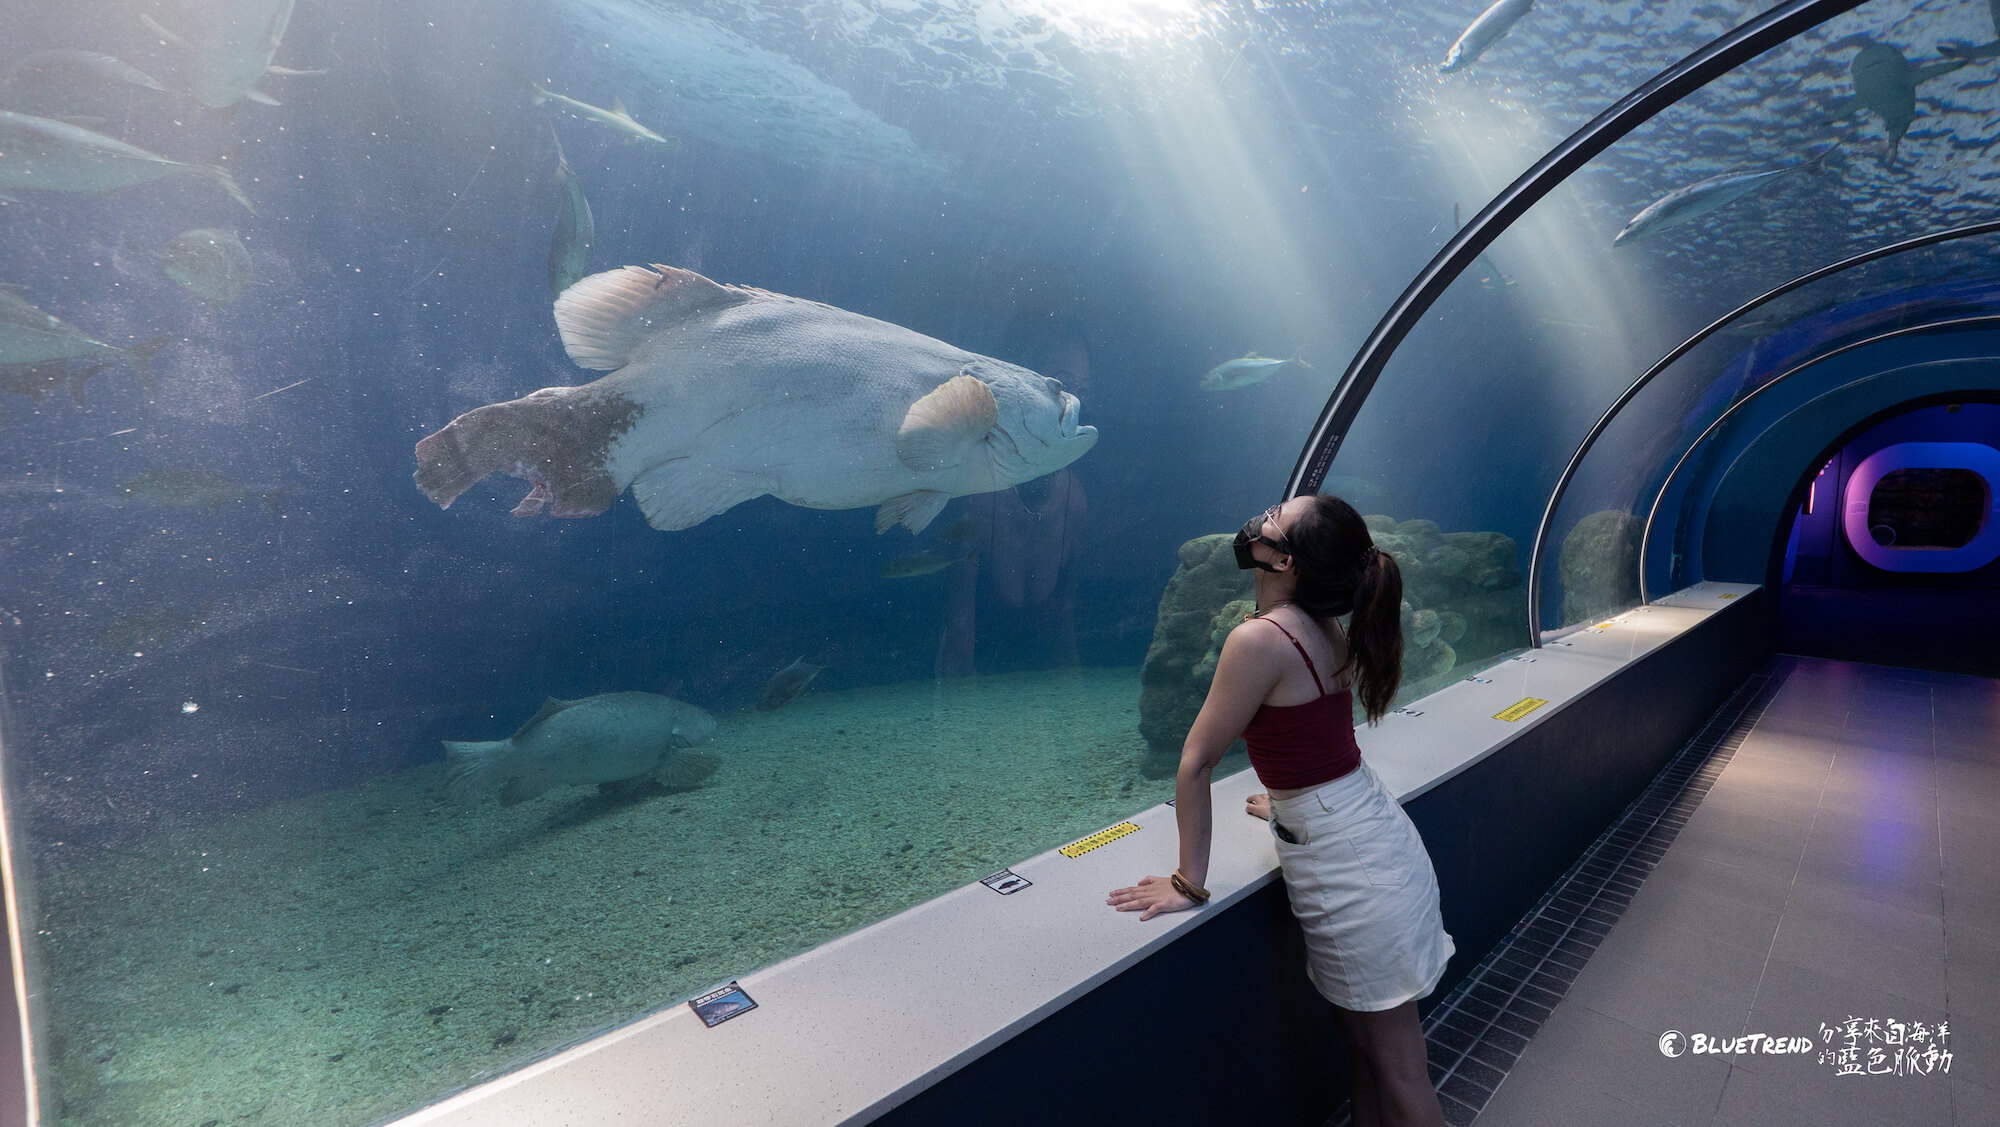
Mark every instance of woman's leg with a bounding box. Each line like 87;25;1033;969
1331;1001;1446;1127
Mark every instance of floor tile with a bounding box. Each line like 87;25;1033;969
1665;822;1805;882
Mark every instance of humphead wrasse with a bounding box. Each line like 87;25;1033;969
414;264;1098;535
444;692;718;806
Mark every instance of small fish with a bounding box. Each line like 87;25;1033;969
880;551;964;578
4;50;169;93
444;692;718;806
0;285;164;388
1835;41;1967;163
529;82;674;146
547;132;594;296
161;228;253;304
1614;144;1838;246
1454;203;1515;288
1440;0;1535;75
1200;349;1310;391
0;110;252;210
757;657;824;711
117;469;282;508
142;0;302;109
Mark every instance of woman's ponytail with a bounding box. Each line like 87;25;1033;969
1345;548;1403;723
1287;495;1405;724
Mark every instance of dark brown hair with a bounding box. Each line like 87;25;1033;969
1285;495;1403;722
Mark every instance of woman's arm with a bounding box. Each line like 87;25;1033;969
1108;621;1281;919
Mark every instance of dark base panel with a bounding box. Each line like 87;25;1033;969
871;593;1770;1127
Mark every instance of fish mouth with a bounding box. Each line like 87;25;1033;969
1059;391;1083;436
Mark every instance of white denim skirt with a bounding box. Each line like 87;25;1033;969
1266;759;1455;1012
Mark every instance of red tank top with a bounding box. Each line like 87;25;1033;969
1240;616;1361;791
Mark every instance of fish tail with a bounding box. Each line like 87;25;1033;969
205;165;255;214
125;334;169;398
443;739;509;805
1803;141;1842;175
527;80;552;106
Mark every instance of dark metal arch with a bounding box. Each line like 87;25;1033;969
1283;0;1866;503
1524;218;2000;643
1637;316;2000;600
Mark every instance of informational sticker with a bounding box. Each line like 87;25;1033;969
1463;676;1492;684
1059;821;1139;858
1719;593;1737;600
1593;621;1615;630
689;982;757;1028
981;869;1031;895
1493;698;1550;722
1392;706;1424;717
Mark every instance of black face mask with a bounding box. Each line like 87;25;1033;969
1233;505;1290;571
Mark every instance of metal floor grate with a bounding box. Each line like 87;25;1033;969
1328;663;1785;1127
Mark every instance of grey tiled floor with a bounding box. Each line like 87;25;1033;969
1473;656;1999;1126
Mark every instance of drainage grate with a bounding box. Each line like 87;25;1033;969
1328;661;1786;1127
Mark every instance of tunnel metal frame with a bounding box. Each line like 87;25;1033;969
1283;0;1867;508
1636;315;2000;602
1524;219;2000;643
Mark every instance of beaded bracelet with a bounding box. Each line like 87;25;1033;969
1170;870;1211;905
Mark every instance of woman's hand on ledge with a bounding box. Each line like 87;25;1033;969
1245;793;1271;821
1106;875;1195;921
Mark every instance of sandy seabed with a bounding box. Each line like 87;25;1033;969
31;667;1177;1127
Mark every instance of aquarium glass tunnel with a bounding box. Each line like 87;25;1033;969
2;0;1997;1123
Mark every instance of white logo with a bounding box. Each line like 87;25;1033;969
1659;1030;1685;1057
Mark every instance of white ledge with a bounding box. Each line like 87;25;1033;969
395;582;1759;1127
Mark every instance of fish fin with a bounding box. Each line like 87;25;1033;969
203;165;255;214
613;96;631;116
1911;58;1970;85
874;489;951;534
553;264;749;371
1940;40;2000;61
654;749;721;790
528;81;552;105
140;12;191;50
497;775;547;807
66;363;108;406
243;86;281;106
512;696;578;739
263;65;328;77
1801;141;1842;175
895;373;998;472
443;739;511;805
629;460;765;531
413;386;628;516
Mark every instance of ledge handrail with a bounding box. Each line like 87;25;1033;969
1525;219;2000;642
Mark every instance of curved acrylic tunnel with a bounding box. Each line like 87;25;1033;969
4;0;2000;1125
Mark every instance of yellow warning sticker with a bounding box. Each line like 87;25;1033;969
1494;698;1549;722
1593;620;1615;630
1059;821;1139;858
1719;593;1737;600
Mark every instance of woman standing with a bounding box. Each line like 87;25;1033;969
1108;494;1454;1127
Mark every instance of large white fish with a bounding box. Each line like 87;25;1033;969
1199;349;1310;391
1441;0;1535;74
414;264;1098;535
444;692;718;807
0;110;252;210
530;82;673;146
143;0;300;108
1614;145;1838;246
